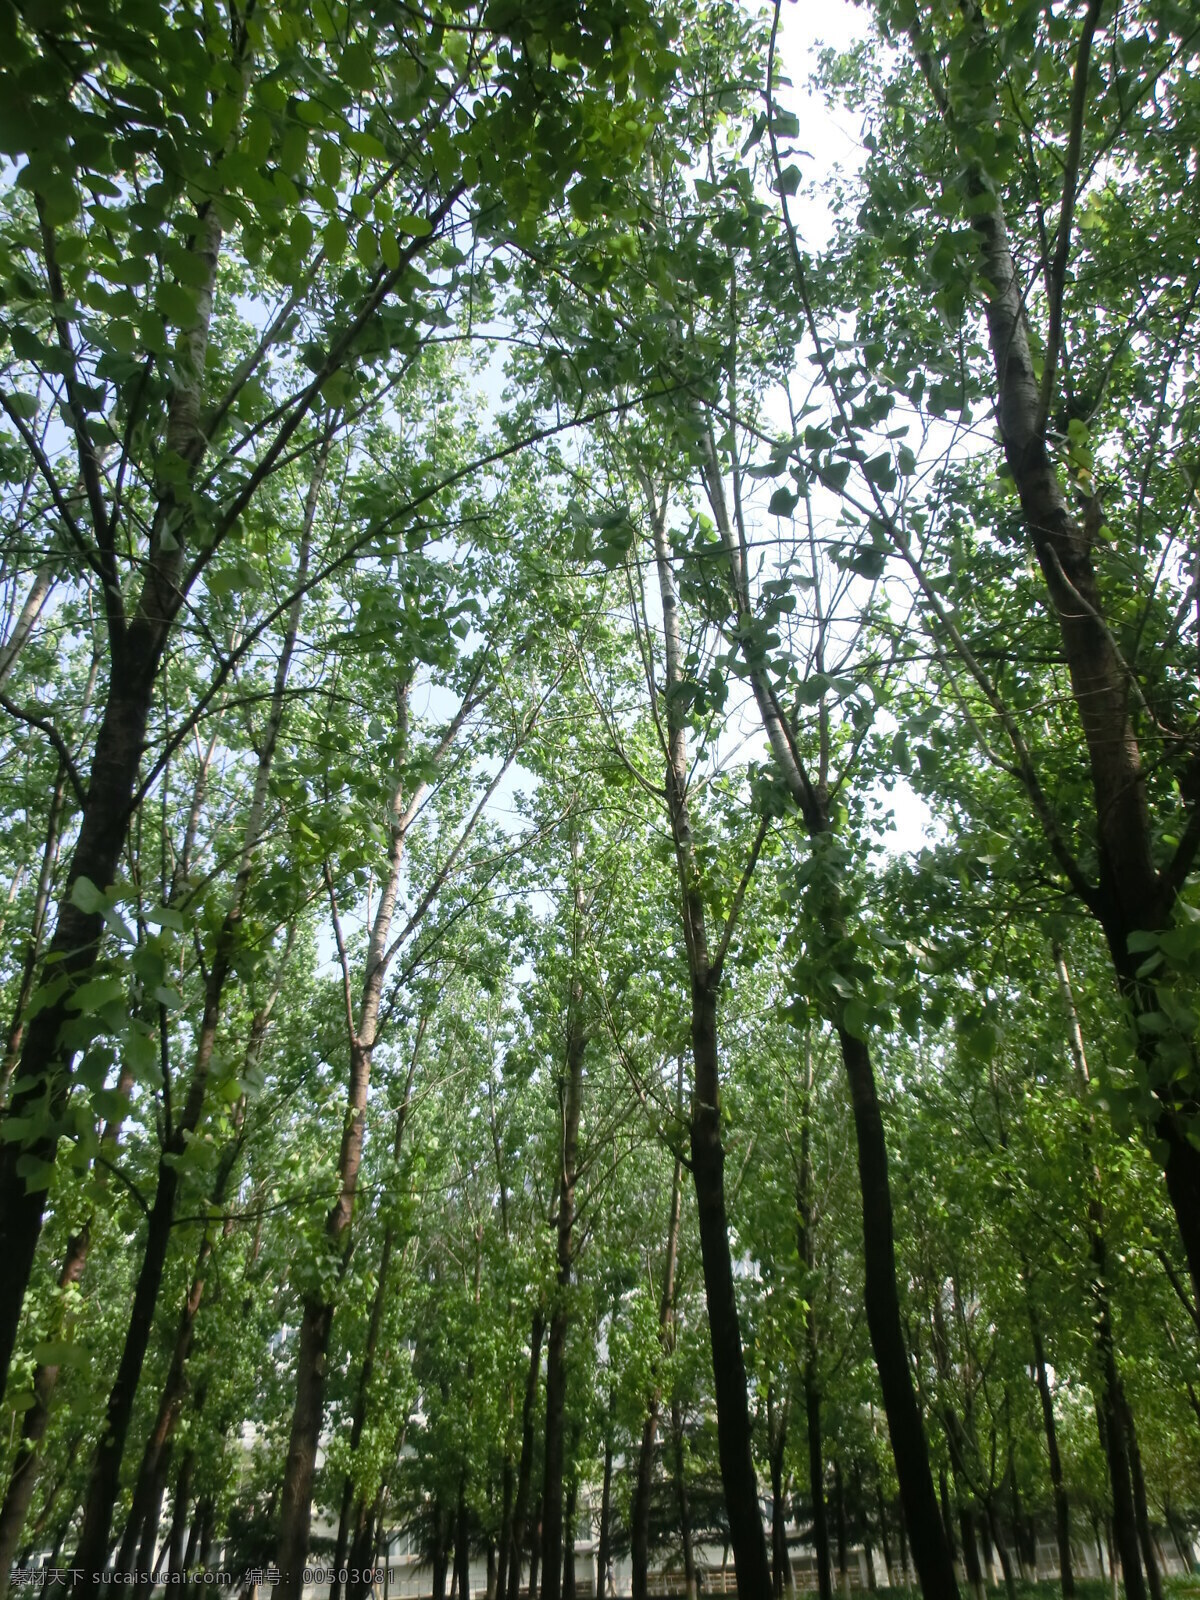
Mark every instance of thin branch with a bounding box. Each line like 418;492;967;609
1036;0;1104;431
324;858;359;1050
0;692;86;805
711;811;770;982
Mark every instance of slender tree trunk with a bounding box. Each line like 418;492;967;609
1028;1302;1074;1595
0;558;56;691
670;1401;697;1600
641;482;770;1595
983;1506;1016;1600
333;1023;424;1600
183;1500;204;1572
561;1478;576;1600
527;1500;541;1600
167;1452;192;1575
874;1482;893;1585
1055;948;1146;1600
496;1454;514;1600
702;445;959;1600
769;1392;791;1598
197;1494;215;1571
134;1441;172;1576
539;856;586;1600
595;1394;614;1600
939;1470;957;1566
1120;1386;1163;1600
959;1507;984;1600
844;1026;958;1600
505;1313;544;1600
116;1122;245;1578
432;1504;449;1600
453;1474;470;1600
834;1459;848;1597
689;977;773;1594
0;1226;89;1591
631;1143;683;1600
330;1481;356;1600
273;668;494;1600
797;1039;832;1600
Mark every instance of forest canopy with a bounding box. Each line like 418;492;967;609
0;0;1197;1598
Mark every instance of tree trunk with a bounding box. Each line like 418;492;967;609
797;1043;832;1600
1055;948;1146;1600
334;1024;424;1600
670;1401;697;1600
834;1460;848;1597
134;1440;172;1576
561;1478;576;1600
496;1454;514;1600
959;1507;984;1600
183;1499;204;1572
595;1394;614;1600
0;198;225;1399
939;1471;956;1566
842;1027;958;1600
527;1501;541;1600
167;1452;192;1575
983;1506;1016;1600
769;1394;791;1598
941;34;1200;1298
506;1312;544;1600
1028;1303;1074;1596
276;683;437;1600
874;1483;893;1585
631;1144;683;1600
0;1225;90;1589
702;446;959;1600
635;478;772;1597
432;1504;449;1600
1120;1386;1163;1600
689;977;773;1596
454;1474;470;1600
539;852;587;1600
116;1127;243;1578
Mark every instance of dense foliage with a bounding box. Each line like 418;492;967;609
0;0;1197;1598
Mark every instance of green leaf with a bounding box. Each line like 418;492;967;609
69;876;108;915
323;217;349;261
